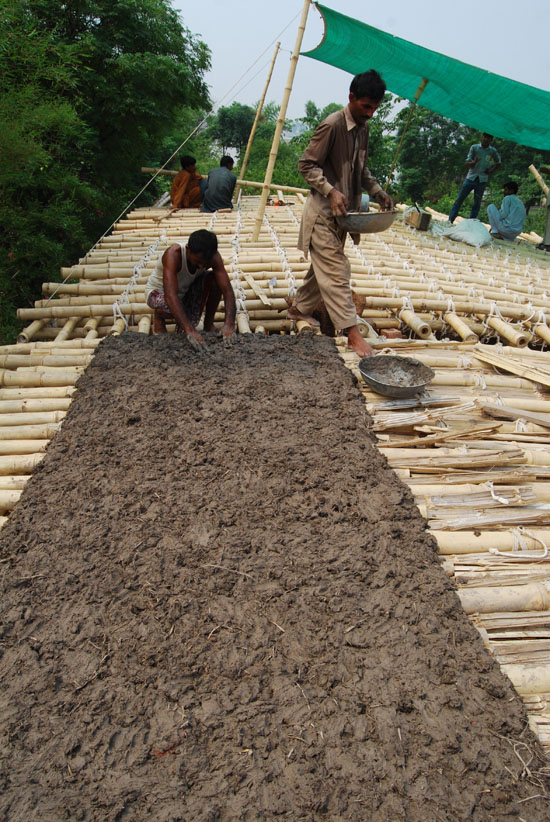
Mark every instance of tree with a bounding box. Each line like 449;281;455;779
393;106;475;205
27;0;211;200
210;102;256;155
0;0;212;343
0;1;93;343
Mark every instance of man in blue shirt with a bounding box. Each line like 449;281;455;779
201;156;237;213
487;181;526;241
449;133;501;223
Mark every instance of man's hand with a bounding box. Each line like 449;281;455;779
185;329;206;352
329;188;348;217
375;190;394;211
220;323;236;348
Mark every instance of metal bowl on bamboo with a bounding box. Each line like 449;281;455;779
358;355;435;398
336;210;398;234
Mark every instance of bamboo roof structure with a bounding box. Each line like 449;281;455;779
3;195;550;754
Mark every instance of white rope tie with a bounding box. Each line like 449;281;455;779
474;372;487;390
111;232;166;330
486;481;510;505
264;214;297;296
489;527;549;560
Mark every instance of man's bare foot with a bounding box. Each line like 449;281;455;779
152;311;167;334
286;305;320;327
346;325;374;357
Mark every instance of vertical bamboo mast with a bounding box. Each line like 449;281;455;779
234;42;281;204
529;164;549;196
251;0;311;242
384;77;429;192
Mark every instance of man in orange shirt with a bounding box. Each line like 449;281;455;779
170;155;203;209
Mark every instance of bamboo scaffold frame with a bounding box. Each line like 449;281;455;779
4;192;550;753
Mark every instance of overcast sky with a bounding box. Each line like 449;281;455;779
174;0;550;121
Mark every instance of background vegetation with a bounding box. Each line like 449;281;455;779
2;0;550;343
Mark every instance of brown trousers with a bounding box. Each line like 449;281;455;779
294;215;357;330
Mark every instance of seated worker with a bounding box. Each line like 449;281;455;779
170;155;204;209
487;181;526;241
201;155;237;213
144;229;236;348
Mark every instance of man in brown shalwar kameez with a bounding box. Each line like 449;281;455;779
289;70;393;357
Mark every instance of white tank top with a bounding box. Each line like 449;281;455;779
145;242;207;301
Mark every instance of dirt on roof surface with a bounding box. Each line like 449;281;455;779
1;333;549;821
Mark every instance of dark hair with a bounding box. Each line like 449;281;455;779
220;155;234;168
180;155;196;169
188;229;218;259
349;70;386;102
482;133;494;140
504;180;518;193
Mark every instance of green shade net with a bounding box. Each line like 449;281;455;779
302;3;550;150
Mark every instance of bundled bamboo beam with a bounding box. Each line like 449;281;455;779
0;387;75;400
0;440;49;456
0;489;22;513
433;528;550;555
0;453;45;474
0;371;80;388
502;663;550;695
0;418;63;434
0;475;30;490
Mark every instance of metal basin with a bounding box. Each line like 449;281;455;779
358;355;435;398
336;210;398;234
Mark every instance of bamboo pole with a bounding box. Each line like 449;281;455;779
234;42;280;203
138;315;151;335
0;423;60;440
0;387;75;400
54;317;79;342
0;412;66;426
140;168;309;195
399;308;431;338
0;454;43;475
458;583;550;615
534;325;550;346
0;490;21;513
109;318;127;336
479;316;529;347
444;313;478;343
0;371;80;388
0;441;48;456
433;529;550;555
17;320;47;345
529;164;549;196
251;0;311;241
0;475;29;490
85;317;100;339
501;663;550;695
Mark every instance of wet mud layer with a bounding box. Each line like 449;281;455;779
1;333;548;821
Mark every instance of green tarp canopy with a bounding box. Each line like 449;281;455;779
302;3;550;150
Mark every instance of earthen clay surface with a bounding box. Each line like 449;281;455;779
1;333;548;820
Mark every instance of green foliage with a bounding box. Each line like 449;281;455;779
209;102;256;154
0;1;92;343
0;0;211;342
393;105;476;204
